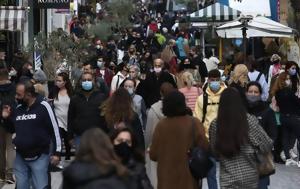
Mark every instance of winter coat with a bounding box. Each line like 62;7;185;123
63;161;130;189
248;101;278;141
150;115;208;189
144;100;164;189
136;71;177;108
194;83;226;138
209;114;273;189
68;90;108;137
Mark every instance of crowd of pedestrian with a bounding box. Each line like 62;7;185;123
0;0;300;189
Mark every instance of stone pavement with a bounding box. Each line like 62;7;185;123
1;163;300;189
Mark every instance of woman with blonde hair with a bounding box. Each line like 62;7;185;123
179;71;202;111
229;64;249;107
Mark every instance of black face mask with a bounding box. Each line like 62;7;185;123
114;142;133;163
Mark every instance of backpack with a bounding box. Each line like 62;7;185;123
201;83;219;123
255;72;263;82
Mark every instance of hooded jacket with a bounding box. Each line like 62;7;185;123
194;83;226;138
11;96;61;157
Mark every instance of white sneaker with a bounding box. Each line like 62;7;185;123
297;162;300;168
280;151;286;162
290;150;298;159
285;159;298;166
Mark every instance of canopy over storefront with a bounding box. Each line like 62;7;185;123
189;2;241;22
216;15;294;38
0;6;26;31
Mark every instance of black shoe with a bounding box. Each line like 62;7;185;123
274;157;285;164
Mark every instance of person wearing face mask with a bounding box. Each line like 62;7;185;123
246;82;278;189
96;57;114;88
68;72;108;148
121;79;146;130
272;61;300;167
136;58;177;108
48;72;73;161
2;81;61;189
194;69;226;189
111;128;153;189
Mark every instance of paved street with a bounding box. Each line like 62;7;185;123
1;163;300;189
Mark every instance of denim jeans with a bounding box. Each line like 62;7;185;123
14;152;49;189
207;157;218;189
258;176;270;189
74;135;81;150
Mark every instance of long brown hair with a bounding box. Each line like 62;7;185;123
270;72;288;98
215;88;249;158
76;128;127;176
52;72;73;100
102;88;135;127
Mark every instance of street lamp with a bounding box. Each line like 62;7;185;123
239;15;253;62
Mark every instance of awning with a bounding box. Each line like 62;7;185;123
216;15;294;38
189;2;241;22
0;6;26;31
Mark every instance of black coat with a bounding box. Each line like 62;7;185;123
136;71;177;108
68;90;108;138
63;161;130;189
248;101;277;141
275;87;300;116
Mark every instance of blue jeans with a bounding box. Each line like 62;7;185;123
74;136;81;150
258;176;270;189
14;152;49;189
207;157;218;189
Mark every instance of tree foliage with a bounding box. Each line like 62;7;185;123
25;30;92;80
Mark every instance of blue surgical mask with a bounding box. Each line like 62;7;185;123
127;88;134;95
209;81;221;92
82;81;93;91
288;68;297;76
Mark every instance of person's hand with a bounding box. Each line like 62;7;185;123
2;105;11;119
50;155;60;166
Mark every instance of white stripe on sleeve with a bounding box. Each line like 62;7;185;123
41;101;62;153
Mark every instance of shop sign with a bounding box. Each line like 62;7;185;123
35;0;70;9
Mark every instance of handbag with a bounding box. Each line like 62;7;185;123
255;149;276;178
188;118;213;179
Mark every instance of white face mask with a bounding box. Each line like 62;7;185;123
154;67;162;73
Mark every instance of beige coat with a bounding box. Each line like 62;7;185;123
144;100;165;189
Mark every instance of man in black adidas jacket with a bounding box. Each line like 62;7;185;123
67;72;108;148
2;81;61;189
